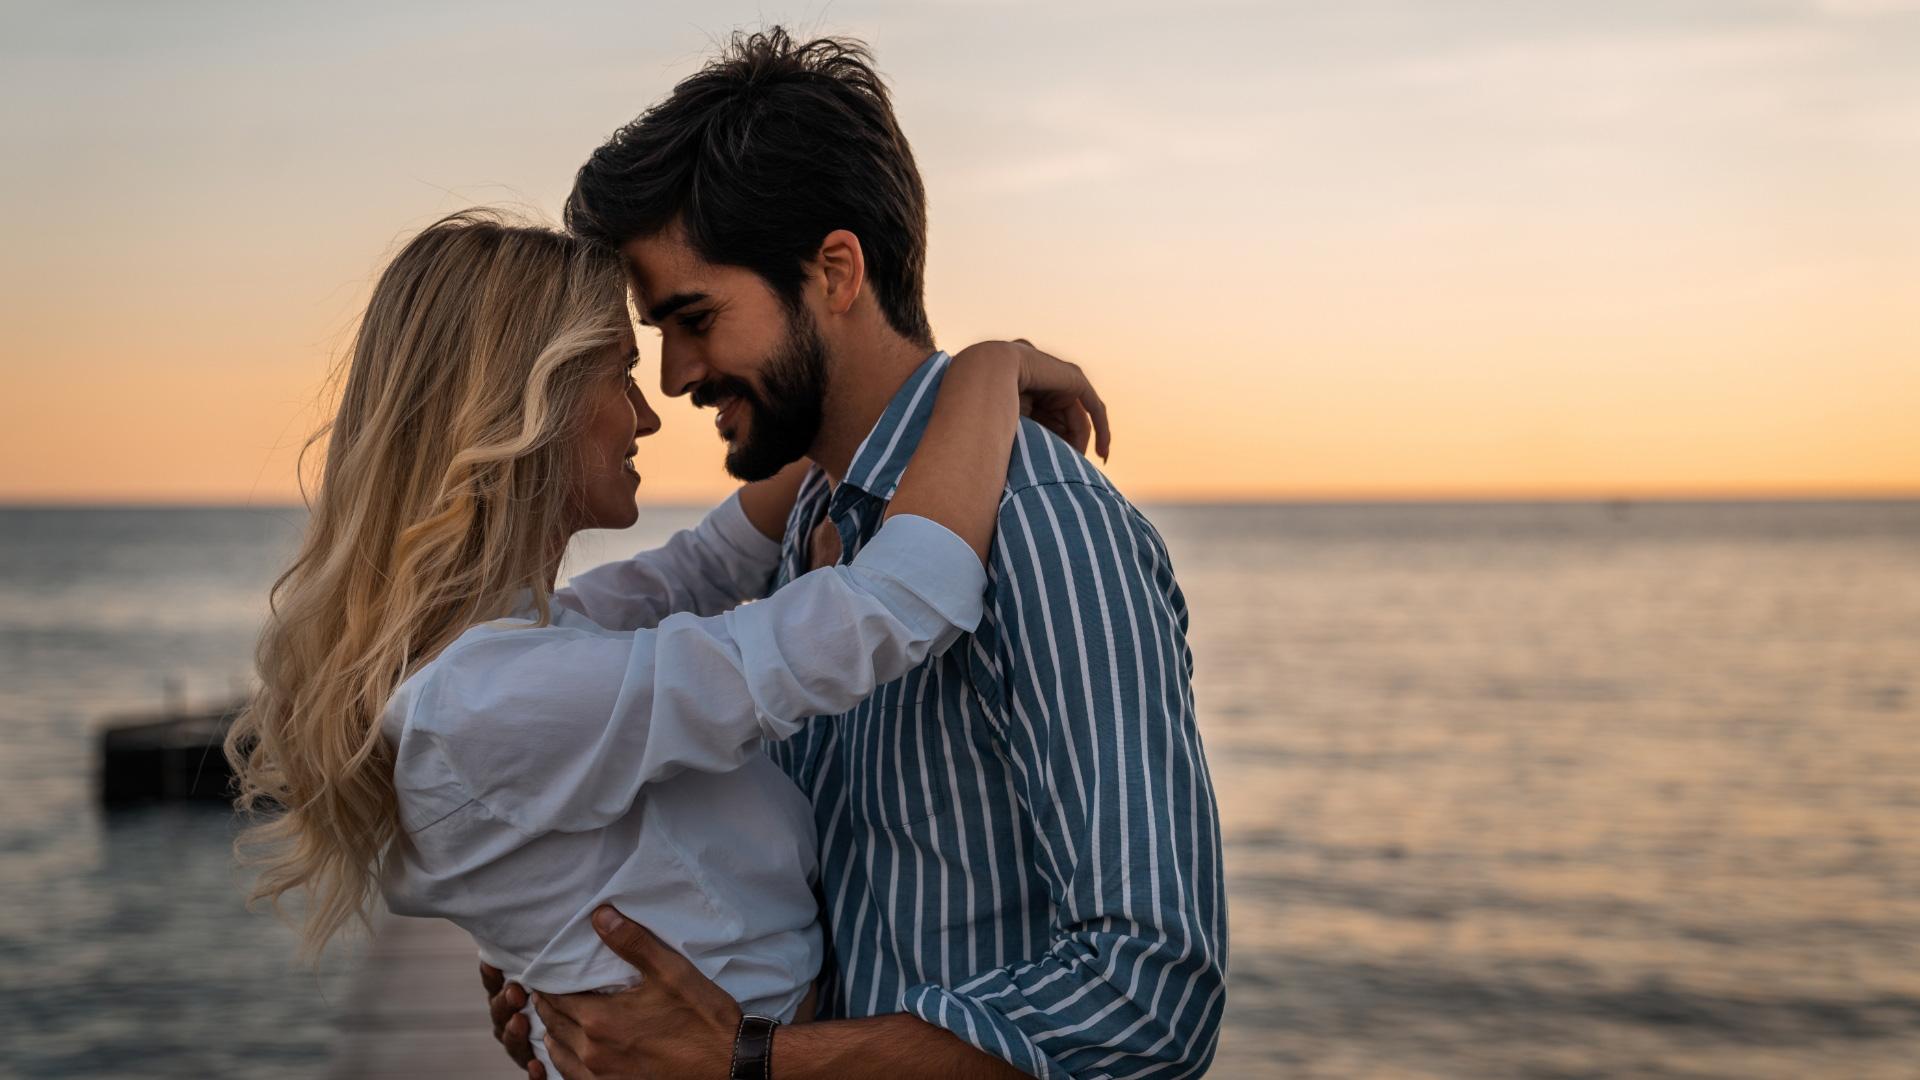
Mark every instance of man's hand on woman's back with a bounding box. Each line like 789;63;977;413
480;961;545;1078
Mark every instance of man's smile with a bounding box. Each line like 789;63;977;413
713;395;744;437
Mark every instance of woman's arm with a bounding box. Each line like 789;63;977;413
886;342;1109;563
404;515;987;836
883;353;1019;563
414;346;1108;835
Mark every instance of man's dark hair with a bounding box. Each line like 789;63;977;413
567;28;932;348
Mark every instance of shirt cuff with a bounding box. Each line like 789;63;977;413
705;490;784;567
849;514;989;633
903;983;1056;1079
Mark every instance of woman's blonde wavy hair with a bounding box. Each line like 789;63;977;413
226;209;630;957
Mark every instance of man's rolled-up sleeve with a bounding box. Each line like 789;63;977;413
903;482;1228;1079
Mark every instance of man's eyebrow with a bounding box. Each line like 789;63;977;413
641;291;708;326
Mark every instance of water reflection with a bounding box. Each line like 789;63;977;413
5;502;1919;1077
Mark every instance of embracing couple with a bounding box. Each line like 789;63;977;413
232;29;1224;1080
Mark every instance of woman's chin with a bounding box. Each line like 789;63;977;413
589;493;641;531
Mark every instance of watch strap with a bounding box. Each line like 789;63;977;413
729;1013;780;1080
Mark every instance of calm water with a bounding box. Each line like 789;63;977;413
2;501;1916;1078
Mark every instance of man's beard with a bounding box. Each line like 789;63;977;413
693;307;828;482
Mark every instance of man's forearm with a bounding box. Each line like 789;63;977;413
771;1013;1031;1079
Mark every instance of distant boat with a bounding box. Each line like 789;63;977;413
97;698;247;804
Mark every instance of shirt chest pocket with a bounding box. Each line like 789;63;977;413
840;698;953;831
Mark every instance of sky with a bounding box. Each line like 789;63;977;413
1;0;1915;504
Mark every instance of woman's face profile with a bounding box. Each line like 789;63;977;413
569;315;660;534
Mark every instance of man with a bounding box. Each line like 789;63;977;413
486;28;1226;1078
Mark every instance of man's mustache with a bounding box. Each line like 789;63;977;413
691;377;759;410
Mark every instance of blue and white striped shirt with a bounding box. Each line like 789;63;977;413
765;352;1228;1078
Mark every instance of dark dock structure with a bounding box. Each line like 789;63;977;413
96;697;498;1073
96;698;246;803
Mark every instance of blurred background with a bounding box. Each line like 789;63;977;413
2;1;1915;1076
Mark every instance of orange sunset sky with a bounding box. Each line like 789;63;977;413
1;0;1915;504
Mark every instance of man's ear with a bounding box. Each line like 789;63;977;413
814;229;866;317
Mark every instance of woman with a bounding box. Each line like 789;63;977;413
225;210;1105;1078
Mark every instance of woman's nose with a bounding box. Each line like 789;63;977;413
629;382;662;438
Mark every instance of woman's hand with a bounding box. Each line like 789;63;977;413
952;340;1111;461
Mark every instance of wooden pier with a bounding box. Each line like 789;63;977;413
328;912;508;1078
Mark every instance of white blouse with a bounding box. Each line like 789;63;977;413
378;494;986;1036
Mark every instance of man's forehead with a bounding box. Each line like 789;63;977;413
619;224;703;303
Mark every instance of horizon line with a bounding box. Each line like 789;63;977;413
5;489;1918;511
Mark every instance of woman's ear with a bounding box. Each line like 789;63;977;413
814;229;866;317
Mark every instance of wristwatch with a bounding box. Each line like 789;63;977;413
729;1013;781;1079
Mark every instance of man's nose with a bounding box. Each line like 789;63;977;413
658;340;706;399
629;383;662;438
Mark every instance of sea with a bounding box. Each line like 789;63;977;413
1;500;1916;1078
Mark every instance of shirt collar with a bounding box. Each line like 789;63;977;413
837;350;951;503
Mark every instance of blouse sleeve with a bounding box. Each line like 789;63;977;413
552;492;782;631
398;514;984;836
